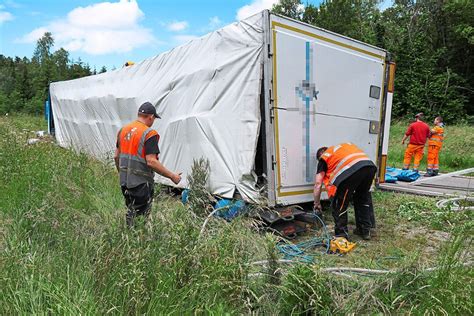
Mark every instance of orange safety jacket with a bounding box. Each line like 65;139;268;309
428;125;444;147
117;121;159;188
320;143;374;198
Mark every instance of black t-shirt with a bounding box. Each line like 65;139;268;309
144;135;160;155
116;134;160;156
316;159;328;174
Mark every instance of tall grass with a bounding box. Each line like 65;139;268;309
342;231;473;315
277;230;473;315
1;115;472;314
0;116;267;314
387;121;474;172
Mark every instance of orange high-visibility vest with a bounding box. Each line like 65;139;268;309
117;121;159;188
428;125;444;147
320;143;373;198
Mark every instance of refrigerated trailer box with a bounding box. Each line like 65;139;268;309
49;10;395;206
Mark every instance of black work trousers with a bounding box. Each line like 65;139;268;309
121;182;154;227
330;166;377;237
352;194;376;230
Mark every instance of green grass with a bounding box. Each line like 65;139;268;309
387;121;474;172
1;114;473;314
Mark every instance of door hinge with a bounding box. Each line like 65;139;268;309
269;89;274;123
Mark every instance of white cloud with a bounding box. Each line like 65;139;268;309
208;16;222;29
18;27;48;42
167;20;188;31
4;0;23;9
0;10;14;24
17;0;155;55
199;16;224;33
236;0;278;20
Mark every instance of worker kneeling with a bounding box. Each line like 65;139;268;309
313;143;377;240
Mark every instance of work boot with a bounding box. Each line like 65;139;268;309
370;228;378;237
433;169;439;176
353;227;371;240
424;169;434;177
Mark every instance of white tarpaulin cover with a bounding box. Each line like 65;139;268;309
50;13;264;201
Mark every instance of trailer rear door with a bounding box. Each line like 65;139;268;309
269;14;387;205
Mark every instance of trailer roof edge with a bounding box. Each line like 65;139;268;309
269;11;388;55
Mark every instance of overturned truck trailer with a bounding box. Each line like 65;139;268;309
49;10;395;206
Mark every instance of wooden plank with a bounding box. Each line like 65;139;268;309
378;182;472;198
412;168;474;185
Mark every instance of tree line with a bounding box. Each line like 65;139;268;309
272;0;473;123
0;32;107;115
1;0;473;123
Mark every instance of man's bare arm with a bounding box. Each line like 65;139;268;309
313;171;325;210
146;154;181;184
401;134;409;145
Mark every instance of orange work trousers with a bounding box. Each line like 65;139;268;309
427;145;441;171
403;144;424;170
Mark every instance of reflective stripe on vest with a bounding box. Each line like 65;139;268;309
329;152;367;184
118;122;156;188
321;143;371;197
428;126;444;146
429;135;444;141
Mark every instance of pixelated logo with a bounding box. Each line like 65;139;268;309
294;41;319;183
125;127;137;141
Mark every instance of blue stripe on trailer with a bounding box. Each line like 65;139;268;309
305;42;311;182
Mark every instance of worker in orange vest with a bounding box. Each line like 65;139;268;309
425;116;445;177
114;102;181;227
401;113;430;172
313;143;377;240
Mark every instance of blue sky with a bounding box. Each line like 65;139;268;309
0;0;391;70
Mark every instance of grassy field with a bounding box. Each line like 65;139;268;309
1;115;473;314
387;121;474;172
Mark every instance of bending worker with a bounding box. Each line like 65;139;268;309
115;102;182;227
313;143;377;240
401;113;430;172
425;116;445;177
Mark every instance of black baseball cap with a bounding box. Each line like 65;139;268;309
138;102;161;119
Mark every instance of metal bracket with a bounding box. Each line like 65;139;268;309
268;44;273;58
369;121;380;134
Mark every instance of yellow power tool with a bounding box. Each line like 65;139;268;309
329;237;356;254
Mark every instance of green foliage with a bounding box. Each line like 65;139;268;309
349;231;473;315
1;115;472;314
272;0;304;19
0;91;10;114
187;158;215;217
397;198;473;231
272;0;474;122
279;265;335;314
0;32;100;115
0;117;266;314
